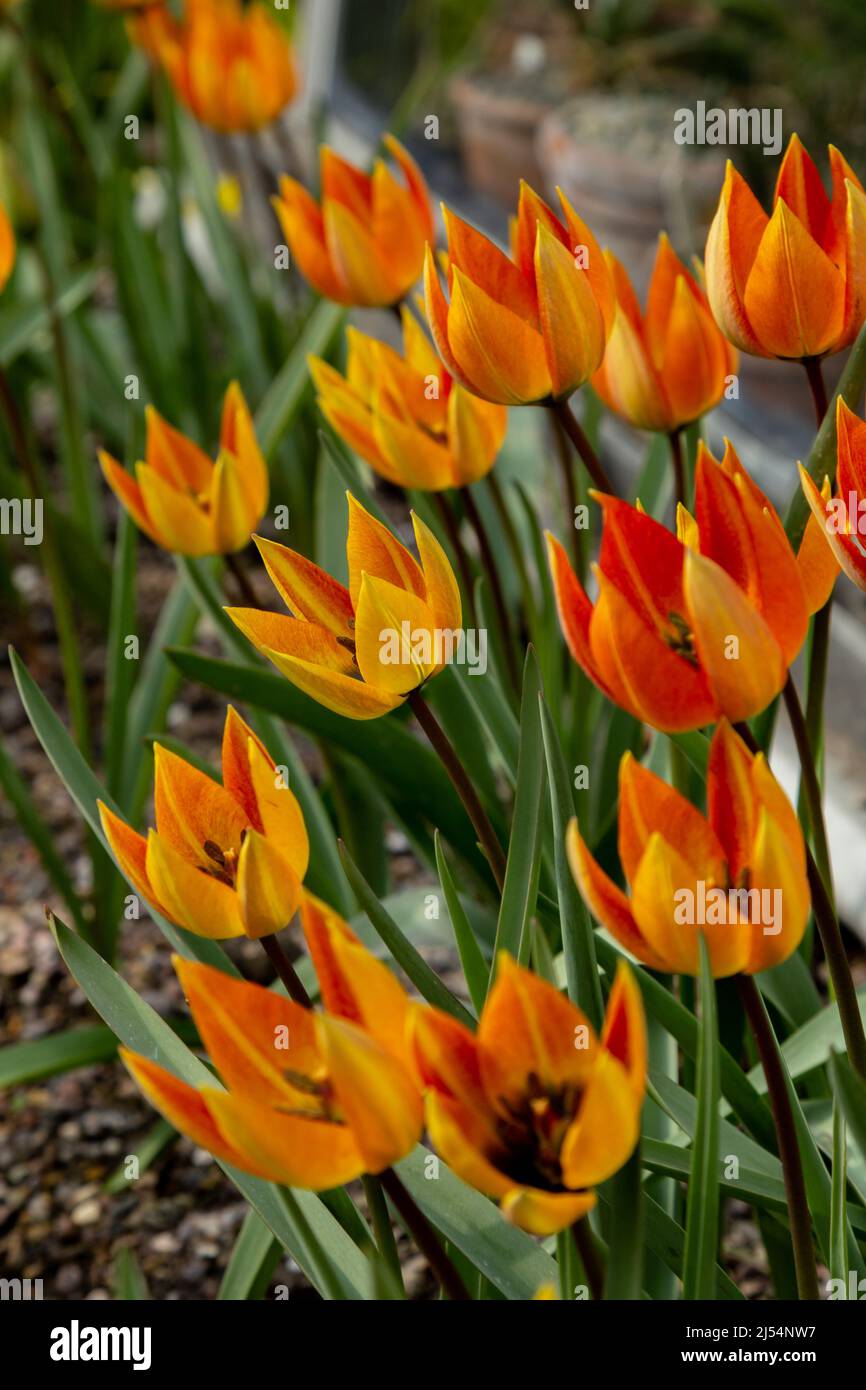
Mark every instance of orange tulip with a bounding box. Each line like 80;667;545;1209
99;382;268;556
273;137;434;308
0;204;14;293
157;0;298;133
568;720;810;978
592;234;737;432
705;135;866;360
800;396;866;593
125;3;178;58
410;954;645;1237
98;707;309;940
309;308;506;491
226;493;462;720
547;439;834;732
122;936;422;1189
424;182;615;405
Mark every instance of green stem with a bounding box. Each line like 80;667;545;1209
783;675;834;908
377;1167;471;1300
668;428;687;512
462;486;520;693
550;408;584;573
803;357;830;426
361;1174;405;1295
549;397;615;495
572;1215;604;1300
485;472;538;628
409;689;506;891
431;490;476;623
737;976;819;1300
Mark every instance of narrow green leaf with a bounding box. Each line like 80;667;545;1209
435;831;486;1018
104;1120;177;1196
603;1144;644;1299
682;936;720;1300
0;1025;117;1087
256;301;346;460
218;1209;281;1301
538;694;603;1030
339;843;474;1027
113;1248;150;1301
830;1096;849;1291
491;649;544;970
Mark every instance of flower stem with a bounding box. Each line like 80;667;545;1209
668;428;687;511
572;1216;604;1300
260;931;312;1008
431;491;477;623
550;408;584;573
361;1174;405;1295
783;675;834;908
461;486;520;694
225;550;260;608
737;975;820;1300
378;1167;471;1300
803;357;830;426
408;689;506;891
549;398;616;496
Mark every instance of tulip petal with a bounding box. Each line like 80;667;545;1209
566;818;668;972
317;1014;422;1173
412;509;462;633
211;449;256;553
618;751;726;884
478;953;597;1109
355;572;439;693
120;1050;246;1170
600;961;647;1103
153;742;248;869
245;737;309;878
424;244;473;390
799;463;866;591
145;404;212;493
145;830;246;939
425;1090;513;1201
443;204;538;324
409;1003;489;1115
545;532;611;695
98;801;169;918
136;462;214;555
204;1086;365;1189
556;188;616;336
225;606;357;678
220;705;271;828
257;645;404;720
448;387;506;484
704;162;769;355
0;203;15;292
324;198;402;307
706;719;756;882
559;1049;639;1188
174;955;320;1104
236;828;302;939
684;548;786;721
447;265;551;406
632;833;753;978
99;451;160;544
592;300;671;432
346;492;426;609
745;808;810;973
254;534;355;636
272;176;350;304
774;134;832;248
501;1186;596;1238
744;199;845;359
534;221;607;397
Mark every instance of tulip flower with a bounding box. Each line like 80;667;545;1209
0;204;14;293
125;2;178;59
410;954;645;1236
157;0;298;134
800;396;866;593
592;234;737;432
98;706;309;940
226;493;462;720
309;308;507;491
273;137;434;308
121;945;423;1189
547;439;835;731
705;135;866;360
424;182;615;406
99;382;268;556
568;720;810;977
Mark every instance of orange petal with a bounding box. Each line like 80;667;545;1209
443;204;537;324
478;953;597;1109
618;751;725;884
145;404;212;494
566;818;669;971
559;1048;640;1188
534;221;607;397
98;800;168;918
412;509;462;633
631;833;752;977
272;176;350;303
0;203;15;291
501;1186;596;1237
743;808;810;973
743;199;845;359
704;162;769;356
799;463;866;592
447;265;551;405
600;961;647;1103
225;606;357;677
448;387;506;485
220;705;271;828
145;831;246;939
545;532;610;695
425;1090;513;1200
236;828;303;939
204;1086;365;1188
254;534;355;636
99;451;160;544
120;1050;245;1170
256;645;404;720
773;135;832;248
153;741;248;869
324;198;403;307
136;462;214;555
346;492;426;608
408;1003;489;1115
317;1014;422;1173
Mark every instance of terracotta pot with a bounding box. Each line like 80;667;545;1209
450;68;568;208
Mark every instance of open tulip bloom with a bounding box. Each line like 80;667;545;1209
568;721;810;978
98;707;309;940
705;134;866;360
227;493;462;719
0;204;15;292
425;182;615;406
99;382;268;556
800;395;866;592
547;439;837;731
410;955;646;1236
122;899;422;1188
273;136;434;308
309;307;507;491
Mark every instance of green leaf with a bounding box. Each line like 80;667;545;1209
339;844;474;1027
0;268;97;367
0;733;88;935
830;1096;849;1291
538;694;603;1030
830;1053;866;1170
218;1209;281;1301
395;1146;558;1300
113;1248;150;1301
682;936;720;1300
256;300;346;460
0;1026;118;1087
746;987;866;1091
49;913;372;1299
603;1144;644;1299
104;1120;177;1196
491;649;544;969
104;509;138;801
434;831;486;1018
